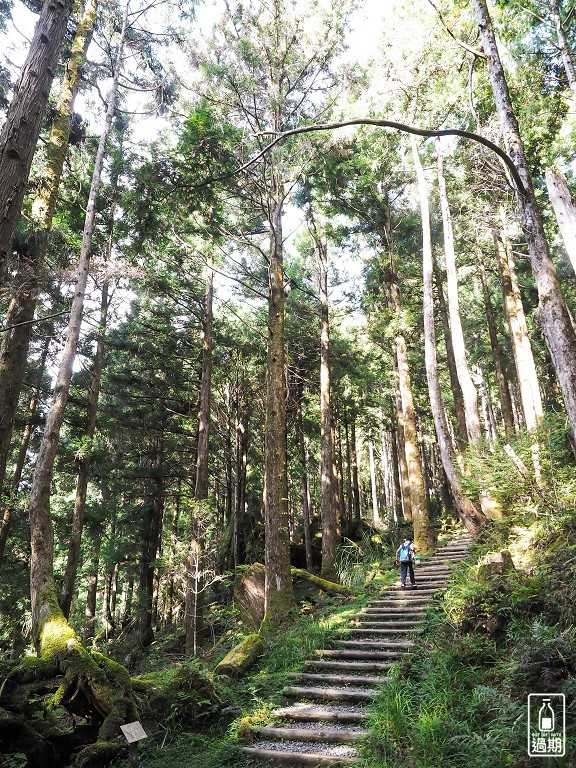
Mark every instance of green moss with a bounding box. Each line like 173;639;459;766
73;741;125;768
291;567;353;595
214;633;263;679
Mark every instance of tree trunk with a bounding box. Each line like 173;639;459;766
392;376;412;522
0;331;52;566
434;260;469;448
493;227;543;430
343;407;354;532
185;263;213;656
233;394;249;569
308;214;340;581
551;0;576;102
545;166;576;275
27;9;126;652
390;275;431;552
163;493;180;627
411;135;485;535
0;0;97;494
296;383;314;572
350;415;361;528
139;440;164;647
368;440;380;527
83;544;100;644
477;252;515;436
0;0;74;283
263;187;295;625
60;279;109;618
474;0;576;440
390;424;404;523
436;138;482;444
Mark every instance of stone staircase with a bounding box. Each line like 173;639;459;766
241;533;474;767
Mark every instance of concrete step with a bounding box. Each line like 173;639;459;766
272;703;368;723
283;685;379;701
288;671;387;686
305;659;394;673
242;744;358;766
256;724;369;744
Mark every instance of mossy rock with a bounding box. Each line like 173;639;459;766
214;633;263;679
291;568;353;600
73;741;126;768
138;660;221;727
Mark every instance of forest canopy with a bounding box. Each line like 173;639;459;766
0;0;576;764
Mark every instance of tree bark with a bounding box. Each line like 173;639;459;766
436;138;482;444
474;0;576;440
0;331;52;565
185;263;213;656
60;279;109;618
0;0;97;495
0;0;74;283
350;415;361;529
550;0;576;102
138;439;164;647
493;227;543;430
545;166;576;275
390;424;404;523
411;135;485;535
476;252;515;436
392;373;412;522
368;440;380;527
311;222;339;581
27;8;126;651
434;258;469;449
296;382;314;571
263;187;295;625
390;275;431;551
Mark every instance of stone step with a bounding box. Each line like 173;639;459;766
336;638;414;653
283;685;379;701
354;620;420;628
347;628;420;637
256;724;369;744
242;744;358;766
372;595;436;603
305;659;394;673
318;647;410;659
360;609;425;616
272;703;368;723
288;671;387;686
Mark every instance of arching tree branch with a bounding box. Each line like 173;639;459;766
235;119;525;195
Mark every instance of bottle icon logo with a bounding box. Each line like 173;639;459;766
528;693;565;757
538;699;554;731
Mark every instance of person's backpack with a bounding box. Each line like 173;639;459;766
398;542;413;562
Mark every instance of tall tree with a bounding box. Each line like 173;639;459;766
27;0;128;651
0;0;98;498
411;135;485;535
201;0;352;624
0;0;74;283
473;0;576;441
436;138;482;444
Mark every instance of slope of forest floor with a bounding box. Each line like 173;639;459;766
123;515;576;768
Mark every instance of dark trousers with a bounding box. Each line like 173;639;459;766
400;560;415;586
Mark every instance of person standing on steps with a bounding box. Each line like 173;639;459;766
396;535;417;589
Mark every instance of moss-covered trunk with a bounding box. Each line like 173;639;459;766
263;186;296;626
